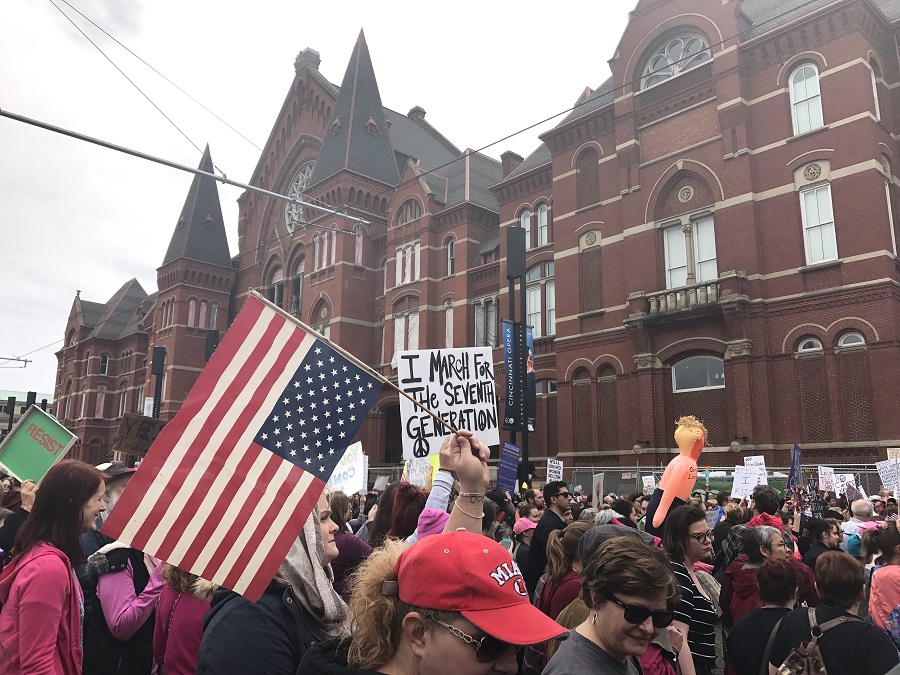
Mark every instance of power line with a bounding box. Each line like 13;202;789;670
6;0;828;361
54;0;263;153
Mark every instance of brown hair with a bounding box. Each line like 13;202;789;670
861;522;900;566
582;537;679;609
723;501;743;521
662;505;707;563
387;483;428;542
814;551;864;610
329;490;351;531
368;483;397;549
162;563;200;593
756;558;798;606
545;521;592;585
13;459;104;565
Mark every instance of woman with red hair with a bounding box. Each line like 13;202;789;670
387;482;428;542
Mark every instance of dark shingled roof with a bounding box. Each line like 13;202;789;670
309;30;401;188
506;143;552;180
478;228;500;255
740;0;900;37
441;151;503;211
79;300;106;330
383;108;460;176
86;279;149;340
560;78;615;125
163;146;231;267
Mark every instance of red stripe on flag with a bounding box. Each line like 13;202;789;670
240;475;324;601
102;297;266;542
219;463;319;593
146;314;303;559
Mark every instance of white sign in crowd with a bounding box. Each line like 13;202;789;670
546;458;564;483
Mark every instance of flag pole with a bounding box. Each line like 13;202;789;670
250;290;460;437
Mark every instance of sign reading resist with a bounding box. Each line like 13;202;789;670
397;348;499;459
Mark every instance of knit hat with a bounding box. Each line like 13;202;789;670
513;518;537;536
394;530;567;645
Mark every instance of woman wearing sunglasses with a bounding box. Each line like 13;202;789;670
543;536;680;674
300;531;567;674
662;505;717;675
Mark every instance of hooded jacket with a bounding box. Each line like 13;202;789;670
299;638;382;674
0;542;83;675
721;554;820;627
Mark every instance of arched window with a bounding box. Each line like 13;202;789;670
392;297;420;361
396;199;422;226
118;384;128;418
284;160;316;232
789;63;824;136
520;210;532;250
797;336;823;353
354;225;364;266
474;297;497;347
444;301;454;348
63;381;72;419
198;301;208;328
330;228;337;267
642;34;711;89
837;331;865;348
268;266;284;306
576;148;600;209
84;351;91;376
291;256;305;315
871;61;882;122
209;302;219;329
313;235;321;271
526;262;555;338
99;354;109;376
446;238;455;276
79;386;88;419
311;300;331;339
187;299;197;327
537;204;549;247
378;259;387;296
672;355;725;392
67;329;77;346
95;385;107;419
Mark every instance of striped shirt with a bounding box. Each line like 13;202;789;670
671;560;717;668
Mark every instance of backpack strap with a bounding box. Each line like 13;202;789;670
760;616;785;675
807;606;861;640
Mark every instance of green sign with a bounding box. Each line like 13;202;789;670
0;406;76;483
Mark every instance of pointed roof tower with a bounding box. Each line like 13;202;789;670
308;30;401;187
162;146;231;267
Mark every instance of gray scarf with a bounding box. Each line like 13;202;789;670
276;506;350;639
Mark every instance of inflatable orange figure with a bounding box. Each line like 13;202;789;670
651;415;708;529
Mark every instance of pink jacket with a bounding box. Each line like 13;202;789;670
0;542;83;675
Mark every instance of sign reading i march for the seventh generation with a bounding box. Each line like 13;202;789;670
397;348;499;459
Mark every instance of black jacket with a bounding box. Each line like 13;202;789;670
198;580;332;675
82;547;155;675
0;507;28;567
524;510;566;596
300;638;382;674
803;540;836;570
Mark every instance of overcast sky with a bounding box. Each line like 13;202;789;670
0;0;632;394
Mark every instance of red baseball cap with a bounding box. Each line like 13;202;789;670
394;530;567;645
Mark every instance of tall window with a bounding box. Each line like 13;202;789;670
537;204;549;247
520;210;531;250
395;242;421;285
378;259;387;296
99;354;109;376
392;297;419;361
526;262;555;338
198;301;208;328
396;199;422;226
800;184;837;264
663;216;717;289
672;356;724;392
474;298;497;347
187;299;197;327
313;235;321;271
291;257;305;315
641;34;711;89
871;61;882;122
118;386;128;418
354;225;364;266
209;302;219;329
789;63;824;136
330;229;337;267
79;386;87;419
268;267;284;306
444;302;454;348
446;238;455;276
576;148;600;208
95;386;107;419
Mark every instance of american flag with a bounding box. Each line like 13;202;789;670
101;294;381;601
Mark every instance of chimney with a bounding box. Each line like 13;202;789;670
407;105;426;121
294;47;321;73
501;151;524;178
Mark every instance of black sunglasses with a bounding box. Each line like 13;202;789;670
606;594;674;628
430;617;510;663
555;491;571;499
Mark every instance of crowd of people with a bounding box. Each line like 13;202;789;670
1;446;900;674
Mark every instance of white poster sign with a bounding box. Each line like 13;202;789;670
642;475;657;493
143;397;154;417
731;465;761;500
361;454;370;495
833;473;855;496
405;455;440;487
818;466;836;492
876;459;900;495
397;348;499;459
744;455;768;485
546;458;563;483
592;473;605;509
326;442;365;495
888;448;900;461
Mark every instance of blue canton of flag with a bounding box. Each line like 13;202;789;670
254;340;382;480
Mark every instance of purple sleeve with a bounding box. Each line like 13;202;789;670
97;560;164;641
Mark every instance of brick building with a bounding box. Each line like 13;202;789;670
57;1;900;470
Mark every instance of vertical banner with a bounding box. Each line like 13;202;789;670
525;326;536;432
592;473;605;509
546;458;563;483
497;442;521;495
787;443;802;490
397;348;499;459
501;320;521;431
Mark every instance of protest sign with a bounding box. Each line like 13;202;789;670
706;507;723;528
744;455;768;486
326;442;366;495
888;448;900;461
844;482;863;502
642;475;656;493
546;458;563;483
361;454;369;495
876;459;900;495
592;473;605;509
0;406;76;483
403;455;441;487
143;397;154;417
497;442;520;495
787;444;802;490
731;465;760;500
112;413;167;458
373;475;389;491
818;466;836;492
397;348;499;459
833;473;855;496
